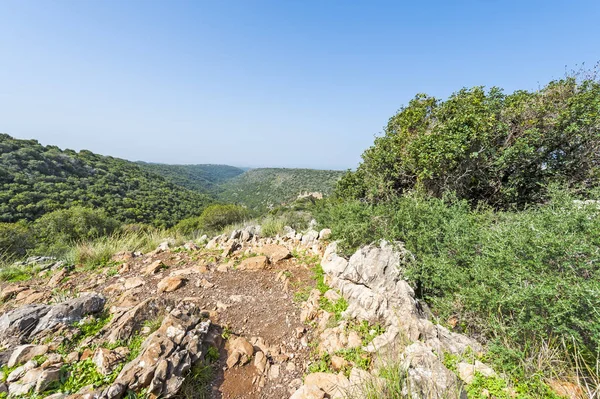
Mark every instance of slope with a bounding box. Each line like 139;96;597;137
136;162;244;194
217;168;344;210
0;134;213;227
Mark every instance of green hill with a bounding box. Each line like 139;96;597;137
218;168;344;210
136;162;244;193
0;134;213;227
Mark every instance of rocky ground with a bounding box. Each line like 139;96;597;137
0;225;525;399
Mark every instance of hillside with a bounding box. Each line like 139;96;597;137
0;134;213;227
217;168;344;210
136;162;244;194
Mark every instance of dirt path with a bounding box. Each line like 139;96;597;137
0;240;321;399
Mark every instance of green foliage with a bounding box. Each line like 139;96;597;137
173;363;215;399
0;221;34;259
136;162;244;193
59;358;120;393
0;263;36;282
338;78;600;208
0;134;213;228
198;204;249;232
218;168;343;211
315;190;600;359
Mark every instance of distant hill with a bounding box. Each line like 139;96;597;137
136;162;244;193
0;134;213;227
218;168;344;210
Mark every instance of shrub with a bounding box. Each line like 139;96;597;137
0;221;34;259
197;204;248;232
34;206;120;254
315;189;600;358
338;77;600;208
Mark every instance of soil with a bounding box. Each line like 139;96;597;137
0;244;321;399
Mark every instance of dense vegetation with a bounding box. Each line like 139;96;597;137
218;168;344;210
136;162;244;194
338;78;600;208
316;73;600;391
0;134;213;227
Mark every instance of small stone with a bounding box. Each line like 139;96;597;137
254;351;267;374
330;355;349;371
347;331;362;349
268;364;280;380
237;256;269;271
123;277;144;290
8;344;49;367
146;260;166;275
157;276;186;293
290;385;326;399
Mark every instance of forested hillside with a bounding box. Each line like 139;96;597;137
218;168;344;210
0;134;213;227
136;162;244;193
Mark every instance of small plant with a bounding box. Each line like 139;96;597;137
173;363;214;399
205;346;219;363
308;353;332;373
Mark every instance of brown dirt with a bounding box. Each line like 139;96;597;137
0;245;320;399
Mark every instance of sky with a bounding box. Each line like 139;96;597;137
0;1;599;170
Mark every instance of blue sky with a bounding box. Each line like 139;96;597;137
0;0;598;170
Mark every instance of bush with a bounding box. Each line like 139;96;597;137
34;206;120;254
197;204;248;232
315;189;600;358
0;221;34;259
338;77;600;208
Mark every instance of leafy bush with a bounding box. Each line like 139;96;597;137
315;189;600;358
34;206;119;254
0;221;34;259
197;204;248;232
338;77;600;208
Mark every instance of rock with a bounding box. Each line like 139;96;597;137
259;244;291;263
0;293;105;346
254;351;267;374
222;240;240;257
183;242;199;251
35;367;61;392
402;342;461;399
8;344;49;367
123;277;145;290
146;260;166;275
7;359;36;382
226;351;241;369
197;278;214;289
104;283;125;295
16;289;46;304
323;289;341;302
300;289;321;323
65;351;80;363
48;268;68;288
41;353;62;368
304;372;350;399
457;360;496;384
268;363;280;380
157;276;186;293
318;229;332;240
301;230;319;247
238;256;269;271
156;241;170;252
330;355;349;371
0;383;6;394
321;241;482;355
112;251;135;263
290;384;326;399
347;331;362;349
0;284;27;302
104;308;211;398
318;327;347;355
92;348;123;375
227;336;254;367
169;265;207;276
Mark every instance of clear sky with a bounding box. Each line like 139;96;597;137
1;1;598;170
